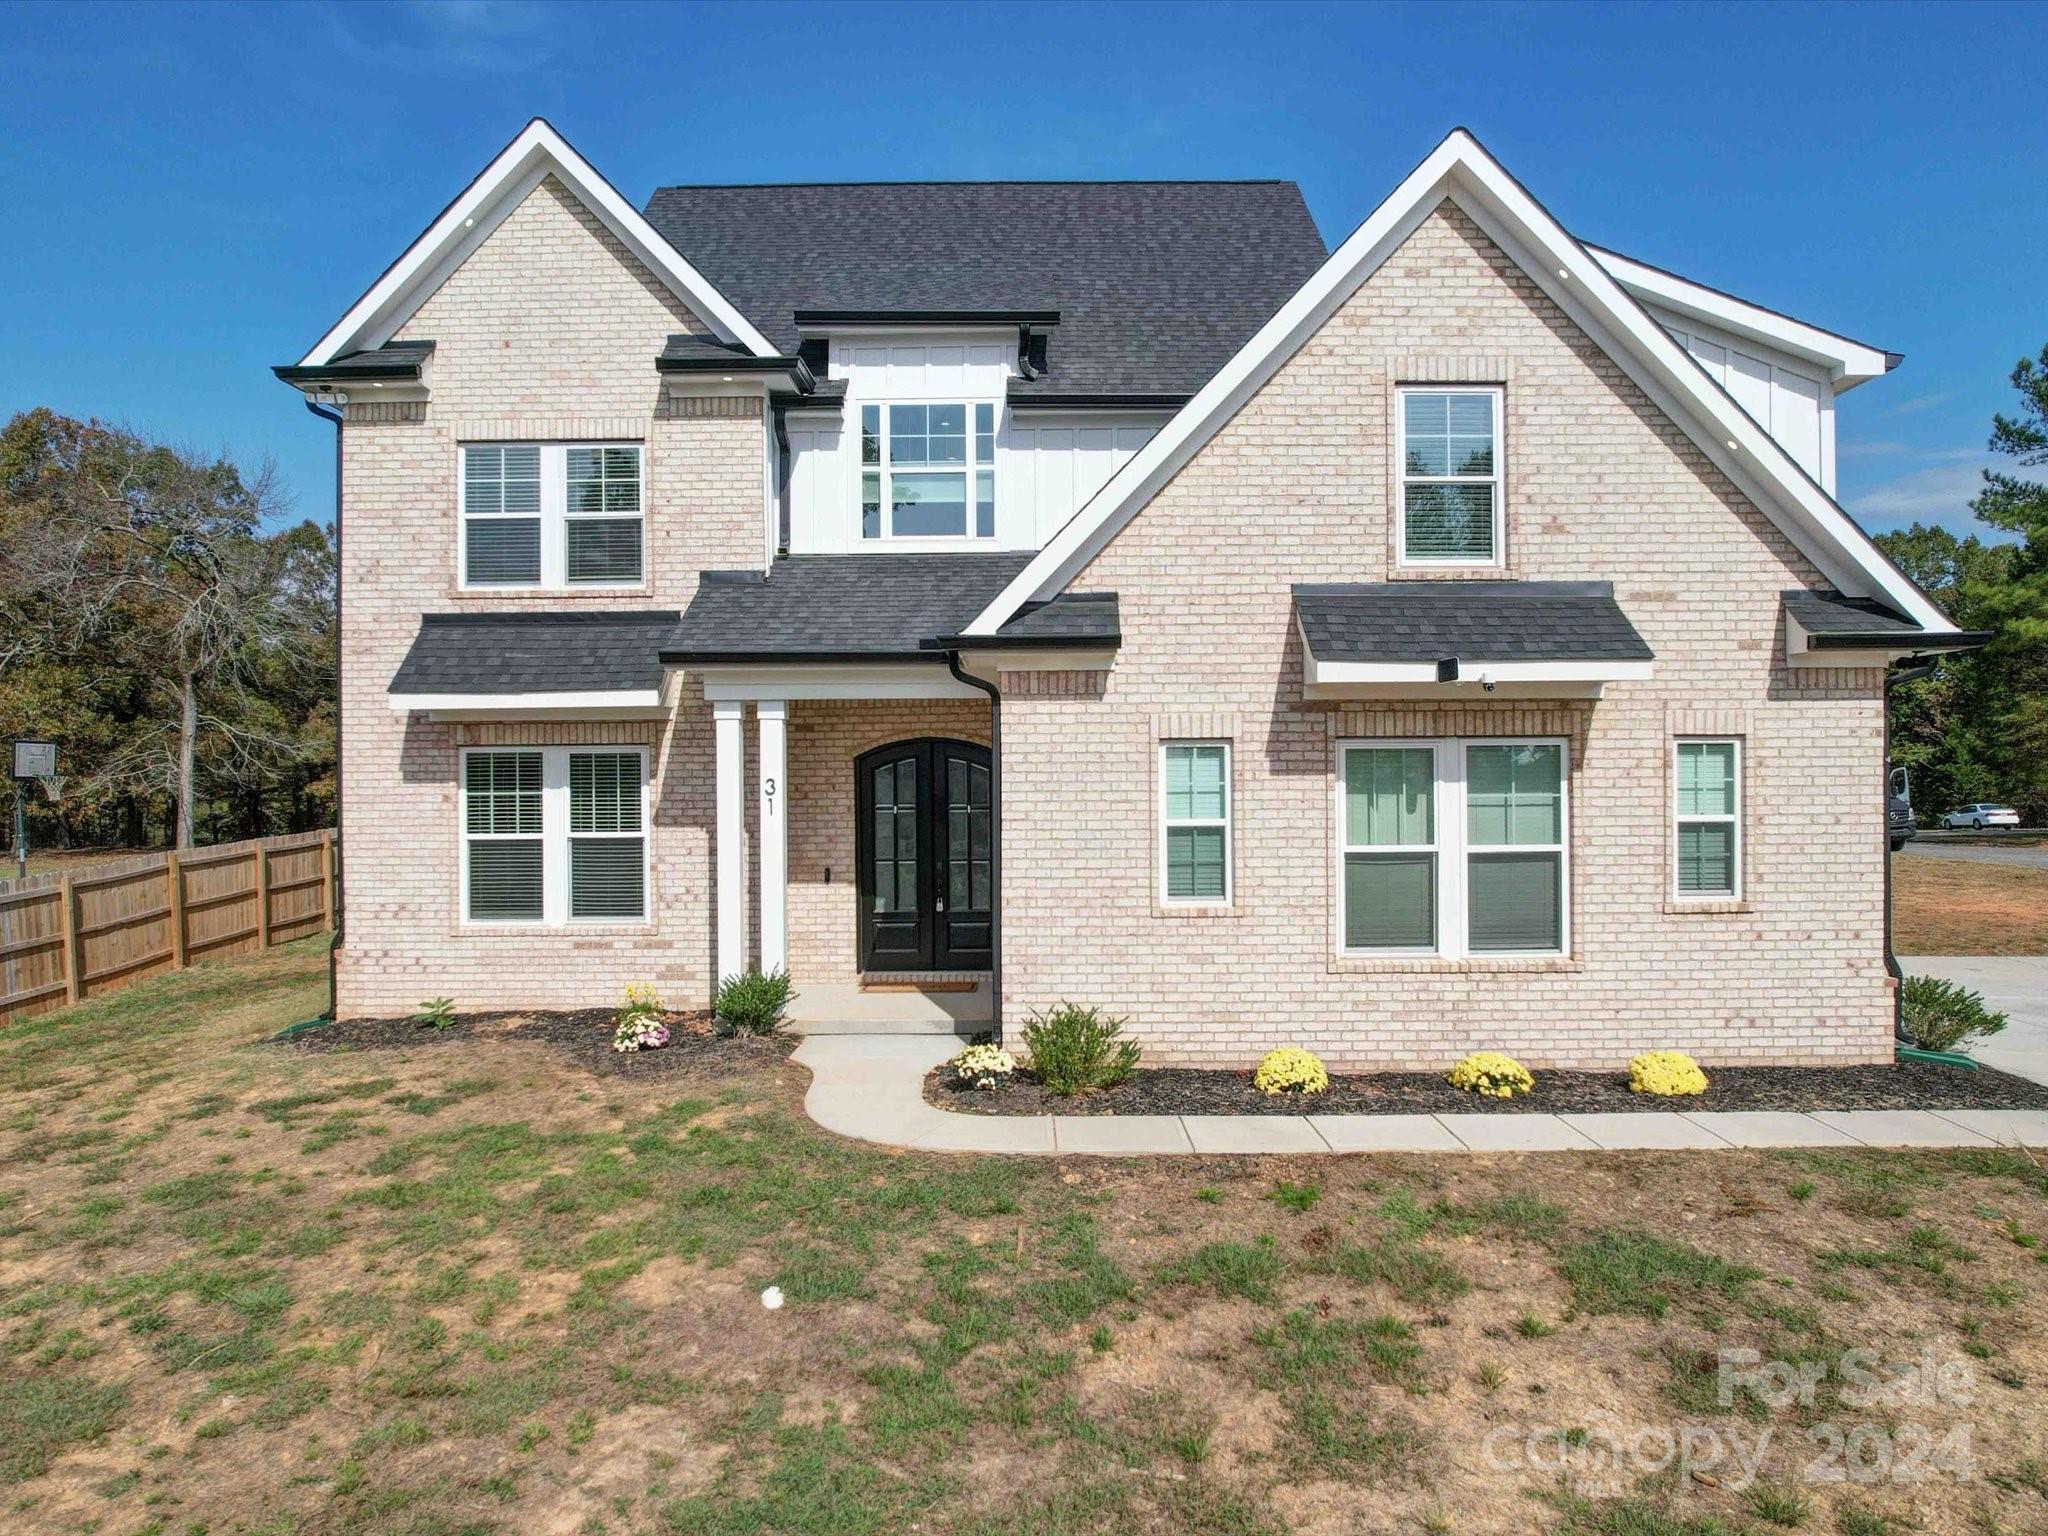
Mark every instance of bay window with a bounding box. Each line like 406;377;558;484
861;402;997;539
1339;738;1568;956
1397;386;1502;564
462;746;648;924
1673;739;1741;898
461;442;643;588
1160;742;1231;904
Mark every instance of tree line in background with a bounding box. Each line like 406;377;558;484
1877;342;2048;826
0;408;335;856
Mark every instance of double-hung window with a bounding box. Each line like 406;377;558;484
1673;740;1741;898
860;402;997;539
462;747;648;924
1160;743;1230;904
1339;738;1568;956
1398;387;1502;564
460;443;643;588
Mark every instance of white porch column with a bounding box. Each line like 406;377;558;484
714;699;748;984
757;699;788;976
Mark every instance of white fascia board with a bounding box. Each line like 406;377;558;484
965;129;1948;638
1587;246;1892;385
1303;658;1654;686
389;689;666;718
690;664;985;702
299;118;776;367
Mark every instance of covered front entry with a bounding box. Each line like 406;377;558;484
856;739;993;972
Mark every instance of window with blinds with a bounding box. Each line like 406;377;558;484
461;445;542;585
569;751;645;920
461;747;648;924
1340;737;1568;957
1160;743;1230;904
1674;740;1741;898
460;443;643;588
463;751;543;921
1398;387;1502;564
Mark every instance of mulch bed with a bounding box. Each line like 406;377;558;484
272;1008;797;1077
928;1060;2048;1117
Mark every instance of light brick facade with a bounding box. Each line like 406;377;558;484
335;175;764;1016
337;180;1893;1069
999;203;1892;1068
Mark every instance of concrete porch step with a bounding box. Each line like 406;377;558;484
795;1017;983;1037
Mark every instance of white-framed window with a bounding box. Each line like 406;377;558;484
1673;739;1741;899
1160;742;1230;905
1338;737;1568;957
1397;386;1503;565
860;401;997;540
460;442;644;589
461;746;649;924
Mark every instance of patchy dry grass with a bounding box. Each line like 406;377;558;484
3;939;2048;1534
1894;855;2048;954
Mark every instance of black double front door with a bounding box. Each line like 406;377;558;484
856;738;992;972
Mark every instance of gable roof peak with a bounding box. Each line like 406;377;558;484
963;126;1948;637
289;117;776;371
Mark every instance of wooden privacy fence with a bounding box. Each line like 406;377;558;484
0;830;335;1027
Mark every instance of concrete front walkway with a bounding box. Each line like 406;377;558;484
792;1035;2048;1156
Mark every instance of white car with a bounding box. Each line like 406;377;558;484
1940;803;2022;830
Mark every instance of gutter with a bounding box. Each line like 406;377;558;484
1808;629;1992;651
944;652;1003;1044
305;397;345;1023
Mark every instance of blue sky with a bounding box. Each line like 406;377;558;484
3;0;2042;539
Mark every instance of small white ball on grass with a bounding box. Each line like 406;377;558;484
760;1285;784;1310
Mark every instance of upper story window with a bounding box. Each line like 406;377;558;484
461;442;643;589
1398;387;1502;565
861;403;996;540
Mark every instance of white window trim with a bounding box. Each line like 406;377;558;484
458;442;646;592
1337;736;1569;958
1394;384;1505;568
859;397;998;542
1672;738;1743;902
1158;741;1232;907
459;745;651;926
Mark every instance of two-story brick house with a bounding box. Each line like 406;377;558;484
276;119;1983;1067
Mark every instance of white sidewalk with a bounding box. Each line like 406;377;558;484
793;1035;2048;1157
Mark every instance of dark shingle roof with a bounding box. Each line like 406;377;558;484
664;554;1028;661
662;554;1115;662
390;611;678;696
1292;582;1654;663
273;340;433;385
1781;589;1917;635
957;593;1120;647
641;182;1328;399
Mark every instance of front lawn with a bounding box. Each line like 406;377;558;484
1895;853;2048;954
3;940;2047;1535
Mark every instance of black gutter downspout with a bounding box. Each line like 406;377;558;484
305;397;345;1020
770;404;792;555
945;651;1002;1043
1883;655;1941;1041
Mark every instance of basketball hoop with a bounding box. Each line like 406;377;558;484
36;775;65;805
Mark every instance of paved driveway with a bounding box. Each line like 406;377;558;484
1905;956;2048;1085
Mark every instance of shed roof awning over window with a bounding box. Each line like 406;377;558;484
388;611;678;718
1292;581;1655;699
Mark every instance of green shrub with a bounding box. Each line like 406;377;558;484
1021;1003;1140;1095
1901;975;2009;1054
410;998;456;1030
714;969;795;1035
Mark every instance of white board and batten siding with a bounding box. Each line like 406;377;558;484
1642;303;1836;493
783;333;1164;554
